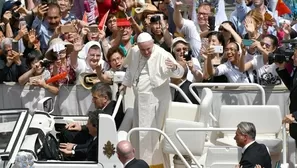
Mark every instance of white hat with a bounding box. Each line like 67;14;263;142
137;32;153;43
171;37;188;52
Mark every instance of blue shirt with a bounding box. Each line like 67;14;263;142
32;16;55;53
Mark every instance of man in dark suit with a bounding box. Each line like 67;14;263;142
234;122;271;168
117;140;149;168
277;53;297;145
60;109;101;161
59;82;125;160
171;61;199;104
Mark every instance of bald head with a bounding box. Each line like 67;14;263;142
117;140;135;160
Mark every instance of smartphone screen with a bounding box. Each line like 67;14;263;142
242;39;254;46
208;16;215;31
12;41;19;52
88;26;99;33
61;25;76;33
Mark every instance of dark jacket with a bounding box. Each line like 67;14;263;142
0;57;27;83
277;67;297;113
125;158;149;168
239;142;271;168
75;137;98;161
277;66;297;142
102;100;125;130
172;80;199;105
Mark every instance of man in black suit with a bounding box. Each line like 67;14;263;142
60;109;101;161
59;82;125;160
234;122;271;168
117;140;149;168
277;53;297;145
171;61;199;104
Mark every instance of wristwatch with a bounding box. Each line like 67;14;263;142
71;150;75;155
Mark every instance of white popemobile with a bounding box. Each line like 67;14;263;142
0;72;292;168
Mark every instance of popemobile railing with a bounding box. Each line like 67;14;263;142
189;83;266;105
127;127;193;168
174;126;289;168
169;83;193;104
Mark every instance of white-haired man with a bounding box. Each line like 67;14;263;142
120;32;184;167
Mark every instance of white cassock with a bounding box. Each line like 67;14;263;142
123;44;184;168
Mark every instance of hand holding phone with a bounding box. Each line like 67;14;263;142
184;50;192;61
212;46;223;54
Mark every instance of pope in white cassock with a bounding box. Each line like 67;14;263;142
120;32;184;168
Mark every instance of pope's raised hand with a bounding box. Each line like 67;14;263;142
165;58;177;70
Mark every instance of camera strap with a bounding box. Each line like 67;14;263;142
245;71;252;83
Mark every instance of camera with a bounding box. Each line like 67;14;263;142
150;15;161;23
40;60;53;68
268;48;293;64
184;50;192;61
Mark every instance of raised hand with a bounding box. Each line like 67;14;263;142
2;11;12;24
37;4;49;20
73;35;83;52
174;1;183;9
244;17;256;33
18;24;28;37
165;58;177;70
28;29;37;44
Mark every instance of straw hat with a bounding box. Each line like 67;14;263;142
79;73;100;90
45;38;74;61
135;3;158;14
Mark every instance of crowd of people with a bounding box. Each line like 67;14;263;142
1;0;297;167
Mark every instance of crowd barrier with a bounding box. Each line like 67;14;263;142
0;83;290;116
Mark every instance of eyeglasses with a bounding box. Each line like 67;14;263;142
260;42;271;48
119;26;131;30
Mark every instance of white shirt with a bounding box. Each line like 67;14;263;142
124;158;134;167
215;61;249;83
242;141;255;154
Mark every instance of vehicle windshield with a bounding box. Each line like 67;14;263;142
0;113;20;153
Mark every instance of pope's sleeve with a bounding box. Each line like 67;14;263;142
164;52;184;78
122;49;133;87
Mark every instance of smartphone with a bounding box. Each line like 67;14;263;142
213;46;223;54
88;26;99;33
61;25;76;33
184;50;192;61
12;41;19;52
208;16;215;31
242;39;254;46
41;0;48;5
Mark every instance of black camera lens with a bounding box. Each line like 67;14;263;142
150;15;161;23
12;12;20;19
40;60;53;68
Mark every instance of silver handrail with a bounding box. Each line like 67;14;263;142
127;127;192;168
112;91;124;119
189;83;266;105
169;83;193;104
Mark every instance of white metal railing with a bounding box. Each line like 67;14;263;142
189;83;266;105
175;126;289;168
175;128;237;168
112;91;124;119
169;83;193;104
282;124;289;168
127;127;192;168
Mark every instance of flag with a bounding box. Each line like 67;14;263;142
98;10;110;31
276;0;291;16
